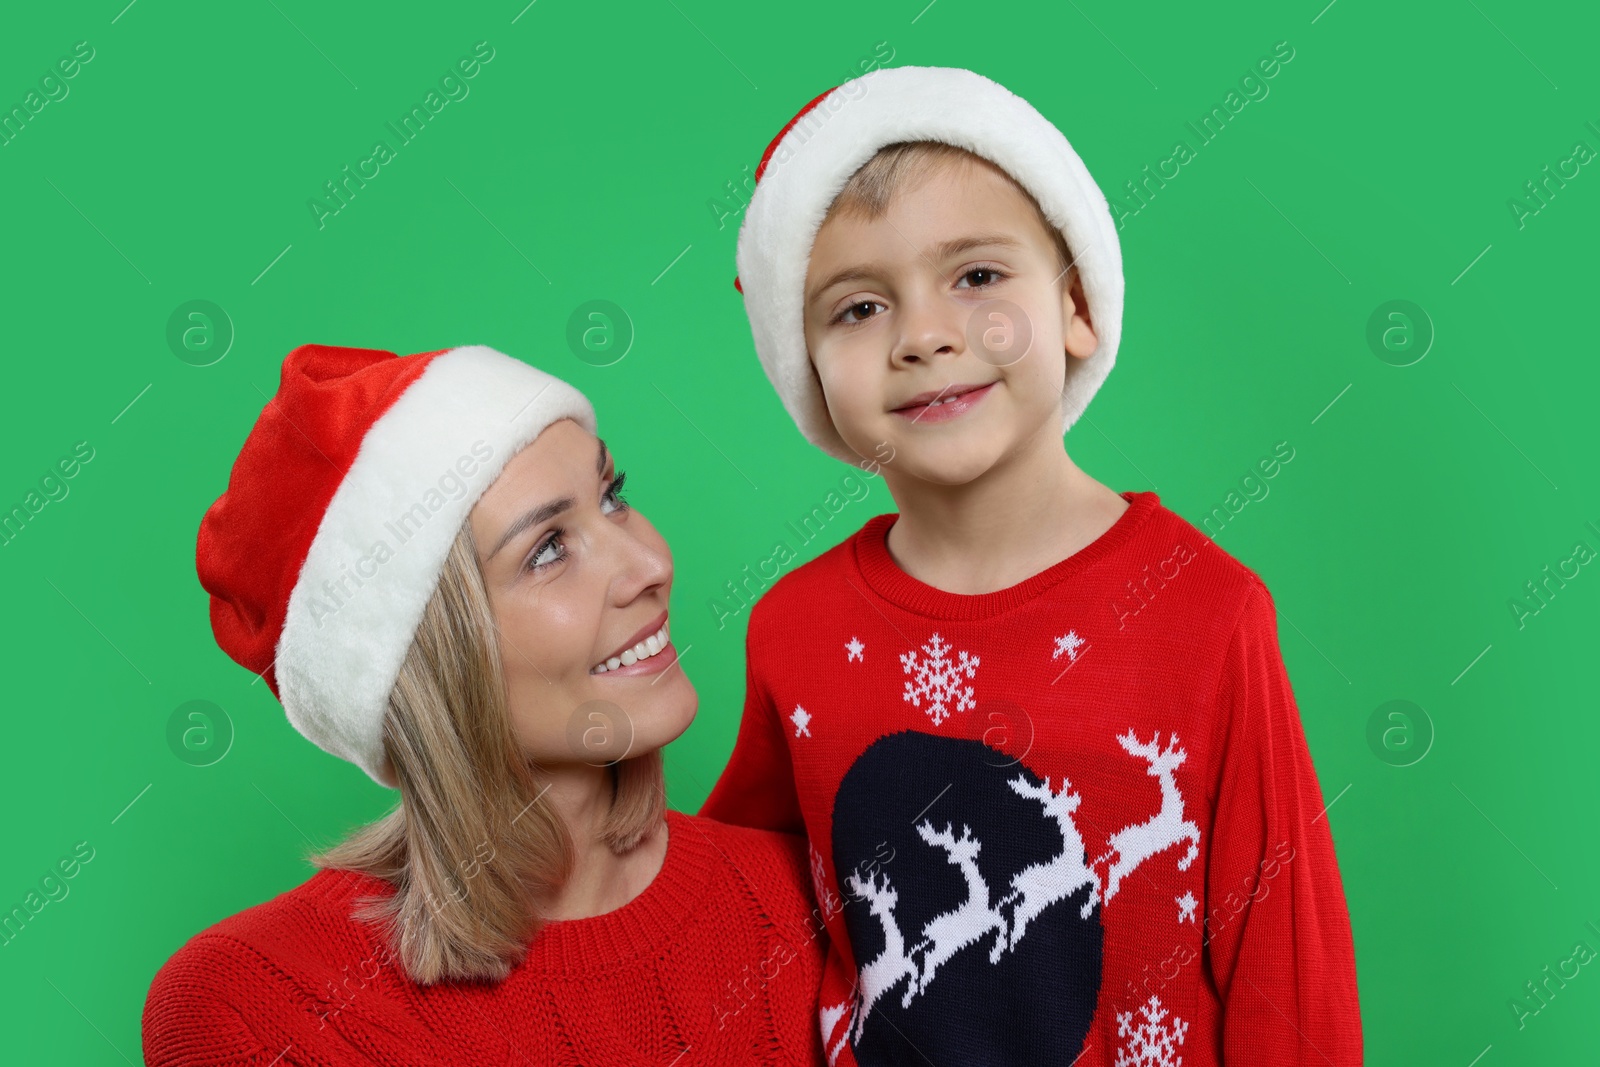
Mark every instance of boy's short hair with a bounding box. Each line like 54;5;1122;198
825;140;1077;284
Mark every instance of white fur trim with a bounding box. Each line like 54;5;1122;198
275;346;595;788
735;65;1124;463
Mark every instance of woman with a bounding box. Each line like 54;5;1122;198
142;343;827;1065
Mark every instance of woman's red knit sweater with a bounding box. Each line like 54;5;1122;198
142;810;828;1065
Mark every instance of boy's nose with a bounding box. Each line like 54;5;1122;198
892;292;965;364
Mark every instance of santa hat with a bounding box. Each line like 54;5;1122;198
733;65;1125;465
196;343;594;788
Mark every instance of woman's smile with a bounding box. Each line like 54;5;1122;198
590;614;675;676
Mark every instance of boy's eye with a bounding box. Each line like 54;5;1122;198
834;300;885;326
956;266;1007;289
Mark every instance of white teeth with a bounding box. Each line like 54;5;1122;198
592;622;670;674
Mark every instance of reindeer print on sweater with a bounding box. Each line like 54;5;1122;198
828;728;1200;1066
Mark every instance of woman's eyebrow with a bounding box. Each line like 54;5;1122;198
485;439;611;564
487;497;572;562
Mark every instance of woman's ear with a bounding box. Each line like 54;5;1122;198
1062;267;1098;360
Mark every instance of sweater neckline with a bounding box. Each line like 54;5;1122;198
518;808;717;974
852;490;1159;620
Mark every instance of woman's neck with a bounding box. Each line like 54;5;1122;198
537;762;668;921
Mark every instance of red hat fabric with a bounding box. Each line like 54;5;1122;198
731;66;1125;463
197;344;595;787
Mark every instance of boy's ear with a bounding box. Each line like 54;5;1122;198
1062;266;1098;360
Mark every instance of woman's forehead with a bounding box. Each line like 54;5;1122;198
478;421;604;514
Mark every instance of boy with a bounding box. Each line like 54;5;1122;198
701;66;1361;1066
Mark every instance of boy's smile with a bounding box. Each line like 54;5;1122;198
891;380;998;424
801;152;1098;489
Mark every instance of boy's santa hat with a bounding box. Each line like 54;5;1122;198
733;65;1125;465
196;343;594;788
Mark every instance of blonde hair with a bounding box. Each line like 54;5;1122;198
827;140;1076;281
307;517;666;984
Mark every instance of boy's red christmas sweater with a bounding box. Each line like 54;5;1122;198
701;490;1363;1066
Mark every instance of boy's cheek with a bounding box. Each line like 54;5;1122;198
826;377;877;425
809;350;851;415
811;339;897;453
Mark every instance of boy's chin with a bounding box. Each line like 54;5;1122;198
885;439;1013;488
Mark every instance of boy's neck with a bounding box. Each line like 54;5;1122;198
880;429;1129;596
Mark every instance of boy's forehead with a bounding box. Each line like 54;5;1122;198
807;159;1055;295
829;149;1019;223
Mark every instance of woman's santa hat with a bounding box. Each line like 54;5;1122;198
196;344;594;788
733;65;1125;465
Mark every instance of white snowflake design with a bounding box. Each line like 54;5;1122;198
1053;630;1086;662
900;632;980;726
846;636;865;663
790;705;812;738
1115;994;1189;1067
1176;891;1197;924
810;843;842;921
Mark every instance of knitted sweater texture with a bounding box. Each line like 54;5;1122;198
143;810;827;1066
701;492;1362;1066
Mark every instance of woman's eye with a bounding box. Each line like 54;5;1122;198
527;532;565;572
601;470;629;514
835;300;884;326
956;266;1006;289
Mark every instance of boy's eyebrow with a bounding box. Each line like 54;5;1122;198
929;233;1023;261
806;233;1024;305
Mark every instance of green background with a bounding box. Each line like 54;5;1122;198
2;0;1595;1062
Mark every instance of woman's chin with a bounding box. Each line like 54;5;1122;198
629;686;699;753
577;673;697;762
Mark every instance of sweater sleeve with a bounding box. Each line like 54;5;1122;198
142;935;295;1066
1202;578;1363;1065
698;605;805;835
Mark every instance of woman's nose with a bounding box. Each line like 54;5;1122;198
603;518;671;602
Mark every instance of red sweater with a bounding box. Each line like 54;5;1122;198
700;491;1362;1066
142;810;827;1066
